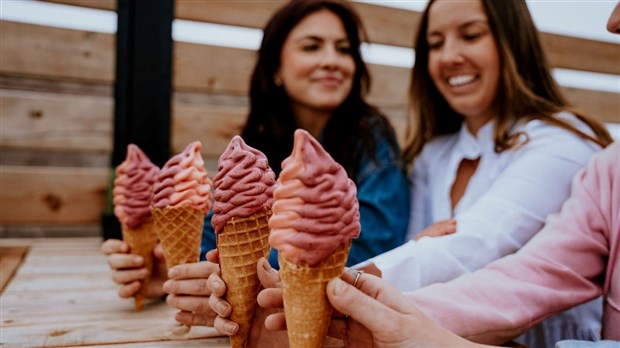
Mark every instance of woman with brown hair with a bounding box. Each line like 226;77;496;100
355;0;613;346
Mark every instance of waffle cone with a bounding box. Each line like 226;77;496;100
121;218;158;311
217;209;271;348
151;205;203;270
279;242;350;348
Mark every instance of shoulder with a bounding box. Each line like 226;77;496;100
514;112;600;154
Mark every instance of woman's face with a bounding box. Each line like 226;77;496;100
277;9;355;116
426;0;500;131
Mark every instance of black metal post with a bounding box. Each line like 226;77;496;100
102;0;174;240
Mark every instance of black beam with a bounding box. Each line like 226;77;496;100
102;0;174;240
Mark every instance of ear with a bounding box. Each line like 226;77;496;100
274;71;283;86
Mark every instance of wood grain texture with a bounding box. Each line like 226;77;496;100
0;238;225;348
0;245;29;293
0;165;108;224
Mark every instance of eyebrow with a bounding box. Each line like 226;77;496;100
427;19;488;37
295;35;349;44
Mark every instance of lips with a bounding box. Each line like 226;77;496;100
314;76;342;87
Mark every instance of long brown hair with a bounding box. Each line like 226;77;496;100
243;0;399;179
402;0;612;166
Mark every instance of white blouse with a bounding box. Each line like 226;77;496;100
361;112;603;345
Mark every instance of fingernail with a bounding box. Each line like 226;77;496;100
262;261;271;272
211;280;221;293
134;256;142;264
224;322;238;335
217;302;229;315
162;280;170;292
332;278;345;295
168;268;178;278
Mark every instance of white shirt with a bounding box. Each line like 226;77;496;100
365;112;601;291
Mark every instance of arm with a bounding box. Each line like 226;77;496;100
407;144;617;344
371;128;599;291
347;137;410;266
200;210;216;261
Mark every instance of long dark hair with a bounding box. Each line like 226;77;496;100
402;0;612;165
242;0;399;180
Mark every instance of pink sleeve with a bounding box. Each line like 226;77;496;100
407;144;617;345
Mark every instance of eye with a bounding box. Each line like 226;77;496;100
463;32;482;41
427;39;443;50
302;44;320;52
337;45;351;54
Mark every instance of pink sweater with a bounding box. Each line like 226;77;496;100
408;142;620;344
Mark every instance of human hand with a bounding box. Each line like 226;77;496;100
101;239;167;299
413;218;457;241
208;257;289;347
326;271;480;347
163;255;221;327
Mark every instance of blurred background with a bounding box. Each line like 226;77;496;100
1;0;618;239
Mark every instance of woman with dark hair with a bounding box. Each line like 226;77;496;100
198;0;409;269
354;0;612;346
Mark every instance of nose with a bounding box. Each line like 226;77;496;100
438;38;465;65
607;2;620;34
320;46;341;69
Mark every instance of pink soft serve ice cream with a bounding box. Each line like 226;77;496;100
269;129;360;266
152;141;212;213
211;136;275;232
113;144;159;229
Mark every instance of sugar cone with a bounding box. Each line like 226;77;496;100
151;205;203;270
121;217;158;311
217;208;272;348
279;243;350;348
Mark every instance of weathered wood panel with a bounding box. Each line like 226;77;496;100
0;165;108;224
43;0;620;75
0;245;29;292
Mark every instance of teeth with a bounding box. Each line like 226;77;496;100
448;75;476;87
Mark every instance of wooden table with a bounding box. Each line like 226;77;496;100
0;237;229;347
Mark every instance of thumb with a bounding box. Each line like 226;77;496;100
153;243;165;259
327;277;397;333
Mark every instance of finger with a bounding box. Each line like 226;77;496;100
257;288;283;309
168;261;219;280
101;239;128;255
111;268;148;285
153;243;165;259
108;253;144;270
175;310;216;327
207;273;227;298
326;277;400;333
206;249;219;263
264;312;286;331
213;315;238;336
166;294;212;313
257;258;281;289
208;291;232;317
118;280;141;298
163;278;211;296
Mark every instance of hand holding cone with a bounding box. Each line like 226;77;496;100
212;136;276;348
269;129;360;347
113;144;160;311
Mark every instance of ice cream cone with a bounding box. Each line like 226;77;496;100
217;208;272;348
151;205;203;269
278;242;350;348
121;217;158;311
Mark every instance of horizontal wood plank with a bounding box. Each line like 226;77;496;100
0;246;29;293
0;165;108;224
42;0;619;75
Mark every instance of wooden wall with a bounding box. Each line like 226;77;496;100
1;0;618;236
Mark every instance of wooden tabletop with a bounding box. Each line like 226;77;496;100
0;237;229;348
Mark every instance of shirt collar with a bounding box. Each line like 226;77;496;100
454;120;495;160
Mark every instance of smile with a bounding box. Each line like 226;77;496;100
447;74;477;87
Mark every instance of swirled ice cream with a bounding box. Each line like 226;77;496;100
269;129;360;266
211;136;276;233
152;141;212;213
113;144;159;229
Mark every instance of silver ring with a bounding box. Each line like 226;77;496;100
344;269;364;320
352;269;364;289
